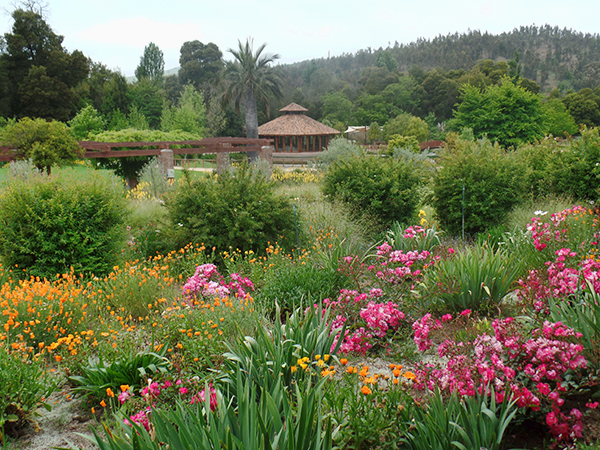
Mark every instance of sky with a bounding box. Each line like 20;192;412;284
1;0;599;77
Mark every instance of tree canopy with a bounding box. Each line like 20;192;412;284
453;78;545;148
0;7;88;120
135;42;165;83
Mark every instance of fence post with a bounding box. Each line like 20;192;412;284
259;145;273;178
217;143;231;175
159;148;175;180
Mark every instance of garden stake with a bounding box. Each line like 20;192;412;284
293;204;300;249
462;183;465;241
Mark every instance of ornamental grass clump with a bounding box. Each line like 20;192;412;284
424;244;523;313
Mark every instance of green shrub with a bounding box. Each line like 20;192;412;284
166;164;295;254
0;169;128;278
315;137;363;169
0;117;82;174
388;134;420;154
432;138;527;236
546;127;600;201
0;349;54;443
68;105;106;139
322;155;421;229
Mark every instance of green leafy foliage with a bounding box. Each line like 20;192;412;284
90;128;203;181
387;134;420;153
134;42;164;84
424;245;523;313
314;137;363;169
167;164;295;254
69;351;170;401
69;105;106;139
432;138;527;235
383;113;429;142
90;369;332;450
0;169;128;278
453;77;545;149
549;283;600;367
0;349;54;443
322;154;422;229
0;117;82;173
256;255;347;313
160;84;207;135
402;388;517;450
221;305;343;396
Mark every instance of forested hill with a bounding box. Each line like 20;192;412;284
279;25;600;94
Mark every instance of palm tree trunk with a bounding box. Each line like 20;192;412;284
245;87;259;163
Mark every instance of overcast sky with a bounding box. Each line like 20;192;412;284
1;0;599;77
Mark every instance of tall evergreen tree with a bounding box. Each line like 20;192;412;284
135;42;164;84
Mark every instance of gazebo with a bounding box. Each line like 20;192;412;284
258;103;341;152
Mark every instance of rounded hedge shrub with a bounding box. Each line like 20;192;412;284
0;169;129;278
167;164;295;254
321;154;421;228
432;138;527;236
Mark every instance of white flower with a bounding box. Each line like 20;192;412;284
534;210;548;216
178;223;183;227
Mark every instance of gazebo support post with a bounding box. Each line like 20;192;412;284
259;146;273;177
217;143;231;175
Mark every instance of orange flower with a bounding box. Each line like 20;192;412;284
100;400;106;407
360;385;372;395
106;388;115;398
403;371;416;381
393;369;401;377
55;355;62;362
120;385;130;392
91;407;95;414
388;363;396;369
392;379;399;385
346;366;355;374
340;358;348;365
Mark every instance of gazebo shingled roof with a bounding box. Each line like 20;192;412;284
258;103;340;152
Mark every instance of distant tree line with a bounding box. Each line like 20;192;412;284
2;5;600;154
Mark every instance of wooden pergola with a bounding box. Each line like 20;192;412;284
258;103;341;153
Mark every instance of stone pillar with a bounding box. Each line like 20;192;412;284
159;149;175;180
259;145;273;178
217;143;231;175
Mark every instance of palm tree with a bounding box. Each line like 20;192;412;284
222;38;283;161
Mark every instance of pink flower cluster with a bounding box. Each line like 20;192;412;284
183;263;254;301
403;225;427;239
414;315;588;443
528;206;588;251
320;288;407;355
374;243;433;286
518;248;600;304
124;377;218;431
360;301;405;338
412;313;442;351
